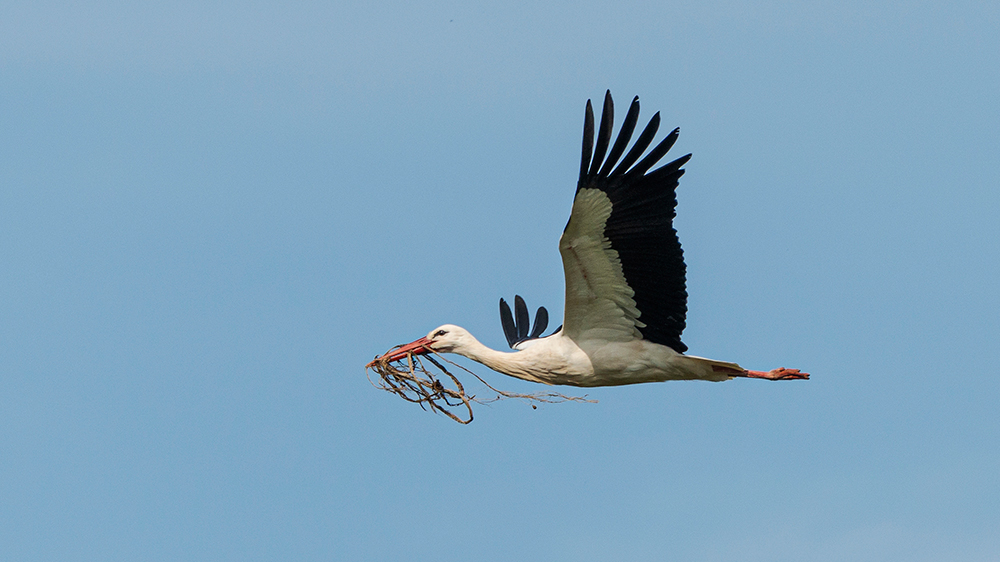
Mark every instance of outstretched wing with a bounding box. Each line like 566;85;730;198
559;91;690;353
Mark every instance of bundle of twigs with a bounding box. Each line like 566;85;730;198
366;344;594;424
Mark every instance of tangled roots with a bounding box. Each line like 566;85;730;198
366;345;594;424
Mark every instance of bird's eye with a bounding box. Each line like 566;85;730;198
434;330;448;337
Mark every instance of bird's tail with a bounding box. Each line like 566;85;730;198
677;355;745;381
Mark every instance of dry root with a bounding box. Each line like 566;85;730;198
366;345;594;424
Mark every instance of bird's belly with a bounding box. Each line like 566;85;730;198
571;340;729;387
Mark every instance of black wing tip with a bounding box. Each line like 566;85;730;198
514;295;530;340
500;295;554;347
579;93;690;184
580;100;596;183
529;306;549;339
499;297;517;348
588;92;616;176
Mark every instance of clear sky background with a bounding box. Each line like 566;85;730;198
2;1;998;560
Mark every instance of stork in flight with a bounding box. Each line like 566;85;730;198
376;91;808;386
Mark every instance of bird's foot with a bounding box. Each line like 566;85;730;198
744;368;810;380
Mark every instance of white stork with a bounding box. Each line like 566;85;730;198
375;91;808;386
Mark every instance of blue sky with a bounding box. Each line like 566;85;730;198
2;1;998;560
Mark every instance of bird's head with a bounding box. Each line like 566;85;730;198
419;324;470;353
375;324;473;363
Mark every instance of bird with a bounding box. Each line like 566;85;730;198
372;91;808;386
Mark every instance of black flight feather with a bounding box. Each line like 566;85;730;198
588;91;614;177
646;153;691;184
499;298;518;348
514;295;530;341
579;100;594;182
608;111;659;179
598;96;640;177
529;306;548;339
625;127;680;180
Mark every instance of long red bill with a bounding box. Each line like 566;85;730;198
366;336;433;368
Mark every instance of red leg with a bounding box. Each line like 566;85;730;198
743;368;810;380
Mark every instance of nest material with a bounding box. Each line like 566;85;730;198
366;345;594;424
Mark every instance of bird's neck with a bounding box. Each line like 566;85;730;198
454;335;546;384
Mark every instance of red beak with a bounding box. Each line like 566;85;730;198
366;336;433;368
